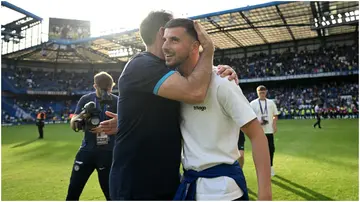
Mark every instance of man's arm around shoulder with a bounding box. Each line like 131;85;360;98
156;22;214;104
156;54;213;104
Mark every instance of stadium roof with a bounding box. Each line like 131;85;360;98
2;1;358;63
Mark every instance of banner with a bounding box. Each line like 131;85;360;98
240;70;359;83
14;104;34;121
27;90;68;95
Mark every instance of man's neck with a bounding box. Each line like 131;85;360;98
259;97;267;100
146;45;164;60
179;53;199;77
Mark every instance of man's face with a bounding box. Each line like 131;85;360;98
94;84;112;93
162;27;194;67
257;90;267;98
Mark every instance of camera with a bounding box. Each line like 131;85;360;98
73;101;101;132
260;116;269;125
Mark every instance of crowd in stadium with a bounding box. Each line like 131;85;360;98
242;82;358;119
2;43;359;124
214;44;358;79
2;66;121;92
1;98;76;124
2;81;358;124
3;44;358;93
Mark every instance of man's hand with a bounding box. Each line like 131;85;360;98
90;127;103;134
217;65;239;84
194;21;214;54
70;112;87;132
97;111;118;135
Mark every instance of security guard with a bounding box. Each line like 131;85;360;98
66;72;118;201
301;108;306;119
295;108;300;119
36;108;46;139
284;108;289;119
311;107;315;119
306;107;311;119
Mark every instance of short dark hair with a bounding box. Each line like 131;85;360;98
164;18;198;41
139;10;173;46
257;85;267;91
94;71;115;90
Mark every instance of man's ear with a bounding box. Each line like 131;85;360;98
159;27;165;37
192;40;201;53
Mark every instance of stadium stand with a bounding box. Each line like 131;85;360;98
1;1;359;125
214;44;358;79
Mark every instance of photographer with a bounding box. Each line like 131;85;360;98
250;85;279;177
66;72;118;201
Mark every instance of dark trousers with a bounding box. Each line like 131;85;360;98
37;126;44;138
66;150;112;201
265;134;275;167
314;114;321;128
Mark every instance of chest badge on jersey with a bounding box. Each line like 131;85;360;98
193;106;207;111
96;132;109;145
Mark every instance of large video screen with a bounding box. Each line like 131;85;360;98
49;18;90;40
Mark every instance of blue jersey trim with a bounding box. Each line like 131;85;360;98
153;71;176;95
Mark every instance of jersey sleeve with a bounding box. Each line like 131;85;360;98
119;55;176;95
74;95;87;114
217;80;257;128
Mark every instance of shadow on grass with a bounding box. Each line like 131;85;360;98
11;138;39;148
6;140;79;165
247;188;257;201
273;175;334;201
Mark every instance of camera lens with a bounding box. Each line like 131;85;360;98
90;117;100;125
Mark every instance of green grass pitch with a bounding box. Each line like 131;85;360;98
1;119;359;200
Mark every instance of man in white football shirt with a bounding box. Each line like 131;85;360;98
313;104;322;129
162;19;272;201
250;85;279;177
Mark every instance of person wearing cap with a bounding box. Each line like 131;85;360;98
250;85;279;177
